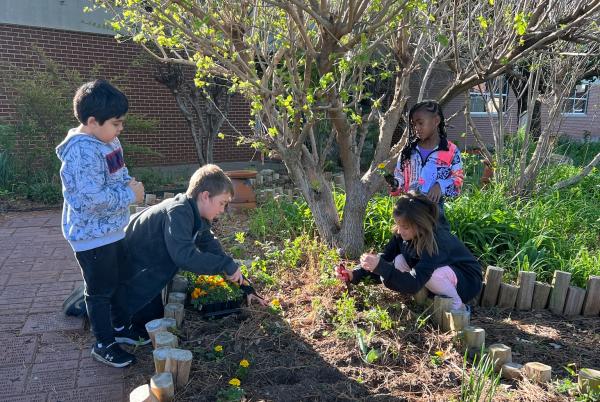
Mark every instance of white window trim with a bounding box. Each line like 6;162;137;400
469;80;509;115
561;91;589;115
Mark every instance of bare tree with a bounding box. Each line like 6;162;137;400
154;63;232;165
464;41;600;194
96;0;600;256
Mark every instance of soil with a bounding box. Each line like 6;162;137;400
123;210;600;402
0;194;61;212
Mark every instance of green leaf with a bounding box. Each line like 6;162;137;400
436;34;449;47
513;13;529;36
477;16;489;30
356;329;369;355
366;348;380;363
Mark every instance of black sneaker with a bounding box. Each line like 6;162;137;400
114;325;152;346
91;342;135;368
62;285;87;317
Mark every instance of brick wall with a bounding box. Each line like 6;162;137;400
0;23;258;166
540;84;600;141
408;68;520;150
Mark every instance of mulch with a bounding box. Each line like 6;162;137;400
119;210;599;401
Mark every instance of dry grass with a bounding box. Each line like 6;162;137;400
122;211;599;401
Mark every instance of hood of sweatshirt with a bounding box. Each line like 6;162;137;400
56;128;105;161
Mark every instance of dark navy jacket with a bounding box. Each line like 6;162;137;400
121;193;237;315
351;226;482;303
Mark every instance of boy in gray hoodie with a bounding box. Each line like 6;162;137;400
56;80;147;367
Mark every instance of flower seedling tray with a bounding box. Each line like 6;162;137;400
197;297;244;319
187;274;251;319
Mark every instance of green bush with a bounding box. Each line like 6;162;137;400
248;162;600;287
555;136;600;166
25;180;63;204
248;197;314;240
0;51;158;205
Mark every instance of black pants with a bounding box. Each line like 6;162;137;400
118;262;181;322
75;240;130;345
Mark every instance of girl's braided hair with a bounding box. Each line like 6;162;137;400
399;100;449;167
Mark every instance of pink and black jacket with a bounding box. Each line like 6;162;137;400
391;140;464;198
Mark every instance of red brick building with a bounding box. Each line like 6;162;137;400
0;1;257;167
1;1;598;170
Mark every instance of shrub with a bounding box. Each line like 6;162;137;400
0;51;158;205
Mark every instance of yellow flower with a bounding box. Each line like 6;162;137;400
214;345;223;352
229;378;241;387
239;359;250;368
434;350;444;357
191;288;201;299
270;299;281;308
377;162;386;169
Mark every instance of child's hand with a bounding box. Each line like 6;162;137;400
394;254;411;272
335;264;353;282
129;178;145;204
359;253;380;272
226;267;244;285
427;183;441;203
246;293;268;306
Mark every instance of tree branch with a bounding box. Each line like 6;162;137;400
551;152;600;190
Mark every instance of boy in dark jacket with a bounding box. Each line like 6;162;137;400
119;164;264;321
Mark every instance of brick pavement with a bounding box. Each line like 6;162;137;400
0;211;125;401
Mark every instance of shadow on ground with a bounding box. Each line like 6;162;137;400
124;307;396;402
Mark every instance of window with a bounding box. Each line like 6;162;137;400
562;83;589;114
470;78;509;114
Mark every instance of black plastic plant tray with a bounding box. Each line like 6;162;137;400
198;298;243;319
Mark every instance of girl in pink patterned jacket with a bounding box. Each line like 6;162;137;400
391;100;464;226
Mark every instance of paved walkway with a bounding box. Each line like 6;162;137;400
0;210;125;401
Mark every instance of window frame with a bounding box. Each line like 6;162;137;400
469;78;510;115
562;83;589;115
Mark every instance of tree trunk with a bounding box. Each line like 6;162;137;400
530;100;542;141
284;155;340;245
282;148;379;258
334;178;370;258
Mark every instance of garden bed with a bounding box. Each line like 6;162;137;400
123;210;599;401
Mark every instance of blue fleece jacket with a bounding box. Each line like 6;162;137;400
56;128;135;251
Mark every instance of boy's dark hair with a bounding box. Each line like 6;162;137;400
399;100;449;167
186;164;234;200
392;191;439;257
73;80;129;125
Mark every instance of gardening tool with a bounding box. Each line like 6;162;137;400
336;262;351;282
384;173;399;193
240;276;266;305
335;263;352;293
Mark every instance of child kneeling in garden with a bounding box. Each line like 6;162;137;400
336;191;482;310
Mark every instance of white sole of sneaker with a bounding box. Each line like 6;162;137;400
91;350;133;368
114;336;152;346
